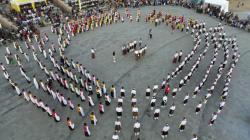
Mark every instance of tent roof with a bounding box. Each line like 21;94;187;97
203;0;228;6
33;0;46;3
204;0;229;12
10;0;46;5
10;0;32;5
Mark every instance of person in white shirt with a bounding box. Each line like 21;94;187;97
77;104;85;117
43;49;47;59
191;134;198;140
178;79;184;91
195;101;202;114
217;99;226;113
0;63;6;71
33;76;39;89
5;46;11;55
154;108;160;120
173;51;179;63
60;94;67;106
186;25;189;33
161;78;166;89
30;94;37;104
88;96;95;106
120;87;125;98
117;97;123;106
153;84;158;93
193;86;200;98
3;71;9;81
5;54;10;65
150;96;156;110
116;106;123;118
131;88;136;98
172;86;178;98
67;98;74;110
132;106;139;119
20;67;31;83
52;109;60;122
203;92;212;104
161;95;168;107
183;93;189;106
105;95;111;106
178;50;183;62
23;53;29;62
39;99;46;111
133;121;140;136
131;97;137;107
146;86;151;99
209;112;217;126
14;83;21;96
22;90;30;101
179;117;187;132
67;117;75;131
91;48;96;59
169;103;176;117
112;132;119;140
115;118;121;133
45;104;52;116
161;123;170;139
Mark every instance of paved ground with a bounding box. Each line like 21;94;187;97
230;0;250;12
0;6;250;140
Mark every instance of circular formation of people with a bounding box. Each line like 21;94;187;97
1;5;241;140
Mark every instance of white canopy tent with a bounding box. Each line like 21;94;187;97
10;0;32;5
33;0;47;3
203;0;229;12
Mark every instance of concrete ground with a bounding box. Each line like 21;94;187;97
229;0;250;12
0;6;250;140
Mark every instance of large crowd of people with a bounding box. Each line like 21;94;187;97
113;0;250;31
1;0;249;44
0;3;241;140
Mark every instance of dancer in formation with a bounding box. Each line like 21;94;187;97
173;51;178;63
161;95;168;107
178;50;183;62
172;86;178;98
195;101;202;114
67;117;75;131
134;121;141;136
120;87;125;98
179;117;187;132
150;96;156;110
154;108;160;120
112;51;116;63
183;93;189;106
83;123;91;137
90;112;97;125
115;118;121;133
110;85;116;98
77;104;85;117
169;103;176;117
99;102;105;114
91;48;96;59
161;123;170;139
146;86;151;99
116;105;123;118
149;29;152;39
191;134;198;140
209;112;217;126
112;132;119;140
